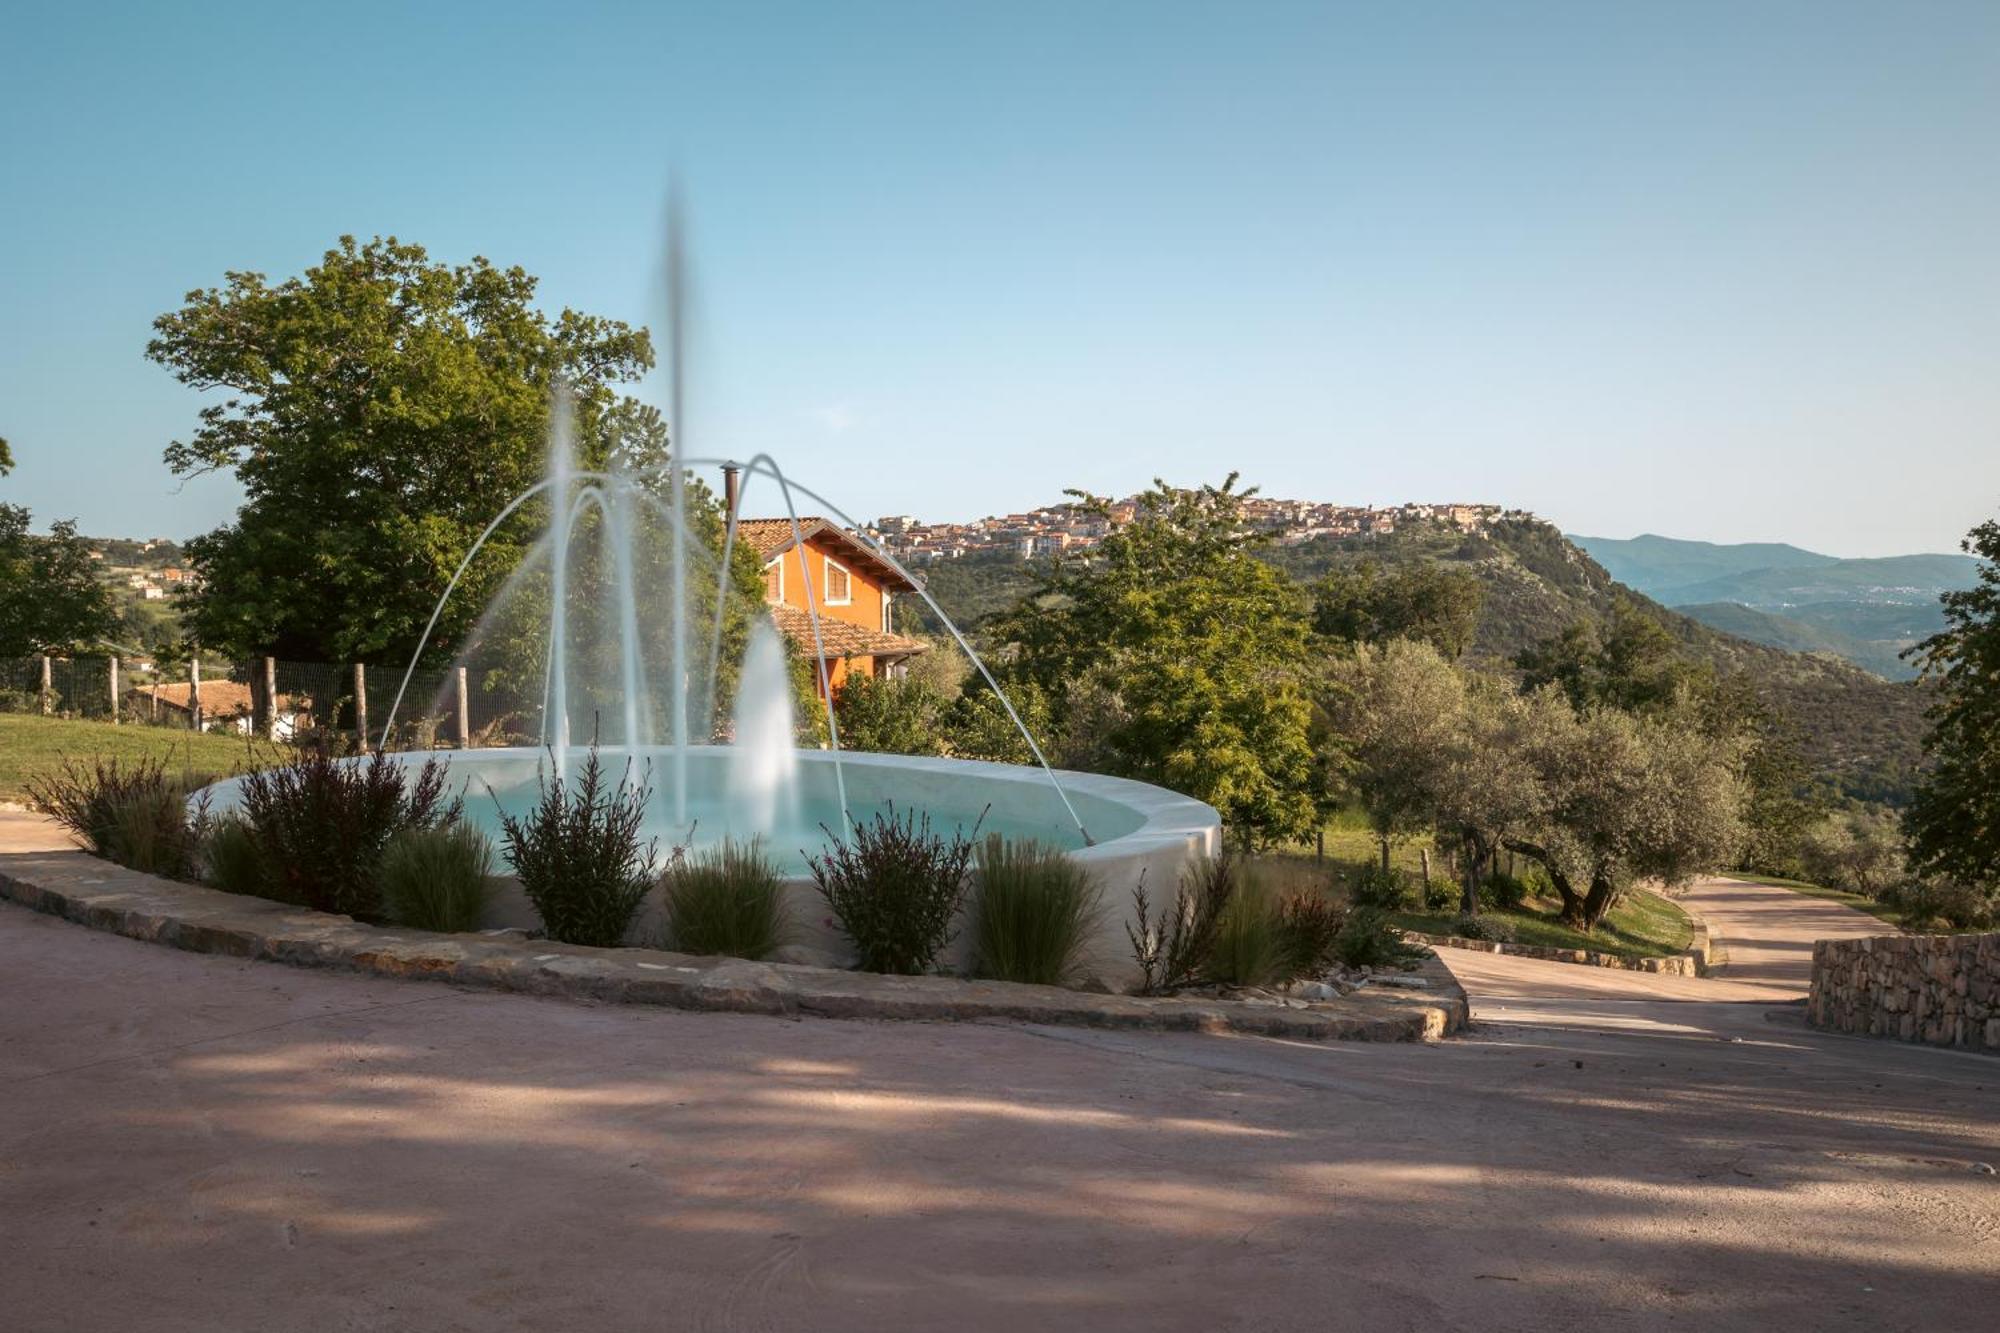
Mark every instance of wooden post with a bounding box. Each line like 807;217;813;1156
353;663;368;752
455;666;471;749
189;656;203;733
262;656;279;741
39;654;52;715
108;656;119;724
150;681;159;723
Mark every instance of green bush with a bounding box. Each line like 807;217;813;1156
809;806;979;975
1480;871;1530;912
1889;878;1996;931
497;748;658;947
235;747;459;920
1333;905;1429;970
202;813;274;900
381;823;495;934
662;838;790;960
0;687;38;714
1450;912;1517;943
1128;852;1236;994
30;755;210;879
970;835;1102;985
1348;862;1414;910
1207;875;1288;988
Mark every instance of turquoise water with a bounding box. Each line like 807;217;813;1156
466;767;1094;876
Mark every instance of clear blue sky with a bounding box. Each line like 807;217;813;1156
3;1;1996;555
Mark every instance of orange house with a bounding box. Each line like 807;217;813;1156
736;517;928;696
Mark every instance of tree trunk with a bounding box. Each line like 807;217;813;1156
1461;832;1483;916
1506;838;1586;925
1579;870;1620;932
1379;836;1390;874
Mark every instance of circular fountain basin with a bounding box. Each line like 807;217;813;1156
199;747;1220;985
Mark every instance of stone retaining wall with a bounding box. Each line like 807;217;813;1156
1807;932;2000;1053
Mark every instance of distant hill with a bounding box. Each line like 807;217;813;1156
1568;533;1978;682
909;516;1931;803
1675;602;1912;681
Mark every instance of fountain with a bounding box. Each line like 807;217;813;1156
196;219;1220;980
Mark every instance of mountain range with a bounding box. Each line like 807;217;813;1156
1567;534;1980;681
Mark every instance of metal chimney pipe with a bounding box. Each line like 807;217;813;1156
722;464;741;536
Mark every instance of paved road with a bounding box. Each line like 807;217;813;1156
2;826;1996;1331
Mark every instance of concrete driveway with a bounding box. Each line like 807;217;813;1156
2;829;1995;1331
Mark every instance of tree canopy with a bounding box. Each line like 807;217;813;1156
1904;516;2000;889
1312;560;1483;659
0;468;117;659
984;476;1325;844
148;236;655;665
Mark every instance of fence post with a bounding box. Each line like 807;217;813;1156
190;656;203;732
455;666;471;749
39;654;52;715
263;656;278;741
353;663;369;752
108;656;119;725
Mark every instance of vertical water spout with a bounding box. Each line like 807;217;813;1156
665;191;690;824
547;386;576;781
727;619;798;834
609;467;646;753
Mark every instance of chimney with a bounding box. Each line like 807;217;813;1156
722;464;741;537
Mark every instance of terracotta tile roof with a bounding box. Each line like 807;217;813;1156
735;517;916;593
769;605;929;662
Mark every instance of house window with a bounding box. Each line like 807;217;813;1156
763;558;783;603
825;558;852;605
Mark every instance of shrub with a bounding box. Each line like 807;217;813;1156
0;687;38;713
1450;912;1517;943
1889;878;1996;931
235;747;459;919
809;805;980;975
1480;871;1530;912
1332;905;1429;970
1128;852;1236;994
497;748;658;947
1208;876;1287;988
1348;862;1413;910
970;835;1102;985
201;813;273;900
30;755;210;879
1275;891;1348;980
381;823;495;934
662;838;790;960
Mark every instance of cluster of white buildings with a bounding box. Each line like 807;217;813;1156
871;498;1517;563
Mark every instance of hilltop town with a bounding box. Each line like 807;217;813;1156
869;496;1517;562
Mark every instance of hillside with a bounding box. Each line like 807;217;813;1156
1568;534;1975;680
1675;602;1915;682
910;516;1930;802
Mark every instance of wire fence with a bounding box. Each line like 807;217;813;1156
0;654;537;752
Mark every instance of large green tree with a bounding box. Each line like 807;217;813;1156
148;236;654;666
985;476;1325;844
1312;560;1484;660
1904;516;2000;888
0;511;118;658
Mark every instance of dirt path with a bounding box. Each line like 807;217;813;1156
3;828;1997;1331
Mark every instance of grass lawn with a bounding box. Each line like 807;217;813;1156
0;714;278;804
1247;809;1696;960
1386;889;1696;960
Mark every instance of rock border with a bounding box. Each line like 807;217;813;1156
1402;910;1713;978
0;849;1466;1043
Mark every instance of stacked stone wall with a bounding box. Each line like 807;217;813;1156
1807;932;1999;1052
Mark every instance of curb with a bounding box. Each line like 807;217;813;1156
0;849;1467;1044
